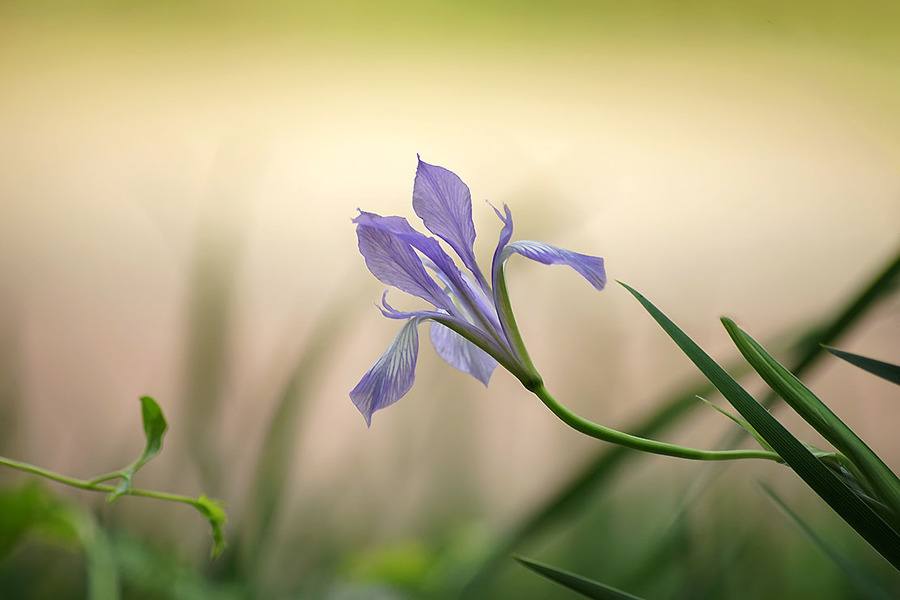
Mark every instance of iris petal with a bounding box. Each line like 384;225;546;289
501;240;607;291
413;157;481;279
430;321;498;385
350;319;421;426
354;211;456;314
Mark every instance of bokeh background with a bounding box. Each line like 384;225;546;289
0;1;898;598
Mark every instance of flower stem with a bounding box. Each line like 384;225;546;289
0;455;206;508
493;262;541;385
531;383;782;462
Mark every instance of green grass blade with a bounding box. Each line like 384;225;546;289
724;319;900;520
619;280;900;570
514;555;645;600
228;289;361;581
824;346;900;386
761;484;896;600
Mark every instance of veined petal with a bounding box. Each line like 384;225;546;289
500;241;607;291
358;208;495;336
350;319;421;426
354;211;456;313
430;321;498;385
413;157;481;280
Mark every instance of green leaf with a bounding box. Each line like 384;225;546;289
723;319;900;521
107;396;169;503
137;396;168;467
194;495;227;559
619;280;900;570
824;346;900;386
514;555;645;600
761;484;896;600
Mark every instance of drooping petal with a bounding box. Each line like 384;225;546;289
354;211;456;313
430;321;498;385
500;241;607;291
413;157;481;280
350;319;421;426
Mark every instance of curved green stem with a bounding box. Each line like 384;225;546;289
0;455;205;509
531;383;782;462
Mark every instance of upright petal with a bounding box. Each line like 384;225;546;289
354;211;456;314
429;321;498;386
413;157;481;280
357;208;494;334
350;319;421;426
500;241;607;291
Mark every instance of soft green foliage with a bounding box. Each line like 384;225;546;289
0;397;226;561
461;248;900;596
620;281;900;569
762;484;896;600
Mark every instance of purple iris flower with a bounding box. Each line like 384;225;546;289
350;157;607;425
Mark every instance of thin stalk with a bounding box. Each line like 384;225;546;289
493;262;541;384
532;383;780;462
0;455;205;509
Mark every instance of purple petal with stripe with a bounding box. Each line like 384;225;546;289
501;240;607;291
354;211;456;313
413;157;480;278
350;319;421;426
429;321;498;385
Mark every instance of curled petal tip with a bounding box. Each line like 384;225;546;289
502;241;606;291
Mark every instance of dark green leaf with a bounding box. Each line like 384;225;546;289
619;281;900;570
724;320;900;521
824;346;900;386
514;555;645;600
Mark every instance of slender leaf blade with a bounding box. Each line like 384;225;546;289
824;346;900;386
619;280;900;570
514;555;645;600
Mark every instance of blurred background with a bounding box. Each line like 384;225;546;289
0;1;898;598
